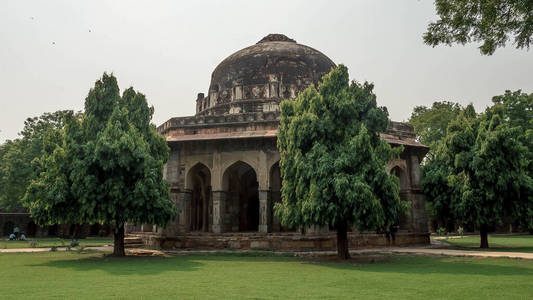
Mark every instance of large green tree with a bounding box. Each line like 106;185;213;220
25;74;176;256
0;111;72;212
275;65;406;259
424;0;533;55
423;104;533;247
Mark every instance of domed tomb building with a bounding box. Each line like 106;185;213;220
145;34;429;250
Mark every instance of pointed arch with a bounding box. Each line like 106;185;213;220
222;160;259;232
390;165;411;231
186;162;212;232
390;165;409;191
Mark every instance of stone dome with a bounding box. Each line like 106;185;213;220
196;34;336;116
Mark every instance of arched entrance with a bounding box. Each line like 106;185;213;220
187;163;212;232
223;161;259;232
391;166;410;231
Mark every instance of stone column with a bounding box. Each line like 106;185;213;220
174;190;191;233
258;190;272;233
160;190;183;236
212;191;227;233
409;152;428;233
410;154;421;188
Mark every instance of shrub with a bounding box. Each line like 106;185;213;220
436;227;447;236
457;226;464;237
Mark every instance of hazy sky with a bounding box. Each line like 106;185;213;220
1;0;532;143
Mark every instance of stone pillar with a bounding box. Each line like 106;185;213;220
165;147;180;183
177;190;192;233
258;190;272;233
409;152;428;233
159;190;185;236
410;154;421;188
409;191;429;233
212;191;226;233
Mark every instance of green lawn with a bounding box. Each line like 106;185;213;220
441;234;533;252
0;252;532;299
1;237;112;249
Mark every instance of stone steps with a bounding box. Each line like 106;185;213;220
124;235;143;248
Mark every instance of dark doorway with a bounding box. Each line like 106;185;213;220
187;163;212;232
27;221;37;237
223;161;259;232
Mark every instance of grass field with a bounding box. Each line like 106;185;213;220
1;237;112;249
0;252;532;299
441;234;533;252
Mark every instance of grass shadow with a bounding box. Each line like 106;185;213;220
29;253;204;275
27;250;533;278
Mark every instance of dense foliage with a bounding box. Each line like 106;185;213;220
275;65;405;259
492;90;533;177
409;101;463;152
24;73;176;256
425;0;533;55
408;101;464;229
419;93;533;247
0;111;73;212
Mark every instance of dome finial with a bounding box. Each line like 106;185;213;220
257;34;296;44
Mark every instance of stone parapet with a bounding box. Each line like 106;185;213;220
157;111;280;135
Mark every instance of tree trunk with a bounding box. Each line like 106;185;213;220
480;224;489;249
113;224;125;256
72;224;82;240
337;222;350;260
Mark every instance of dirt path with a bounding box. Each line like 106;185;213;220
2;245;533;260
0;246;112;253
366;247;533;260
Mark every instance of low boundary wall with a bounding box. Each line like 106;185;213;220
136;232;430;251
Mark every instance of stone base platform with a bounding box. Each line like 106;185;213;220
134;232;430;251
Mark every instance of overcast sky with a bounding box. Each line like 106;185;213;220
1;0;532;143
